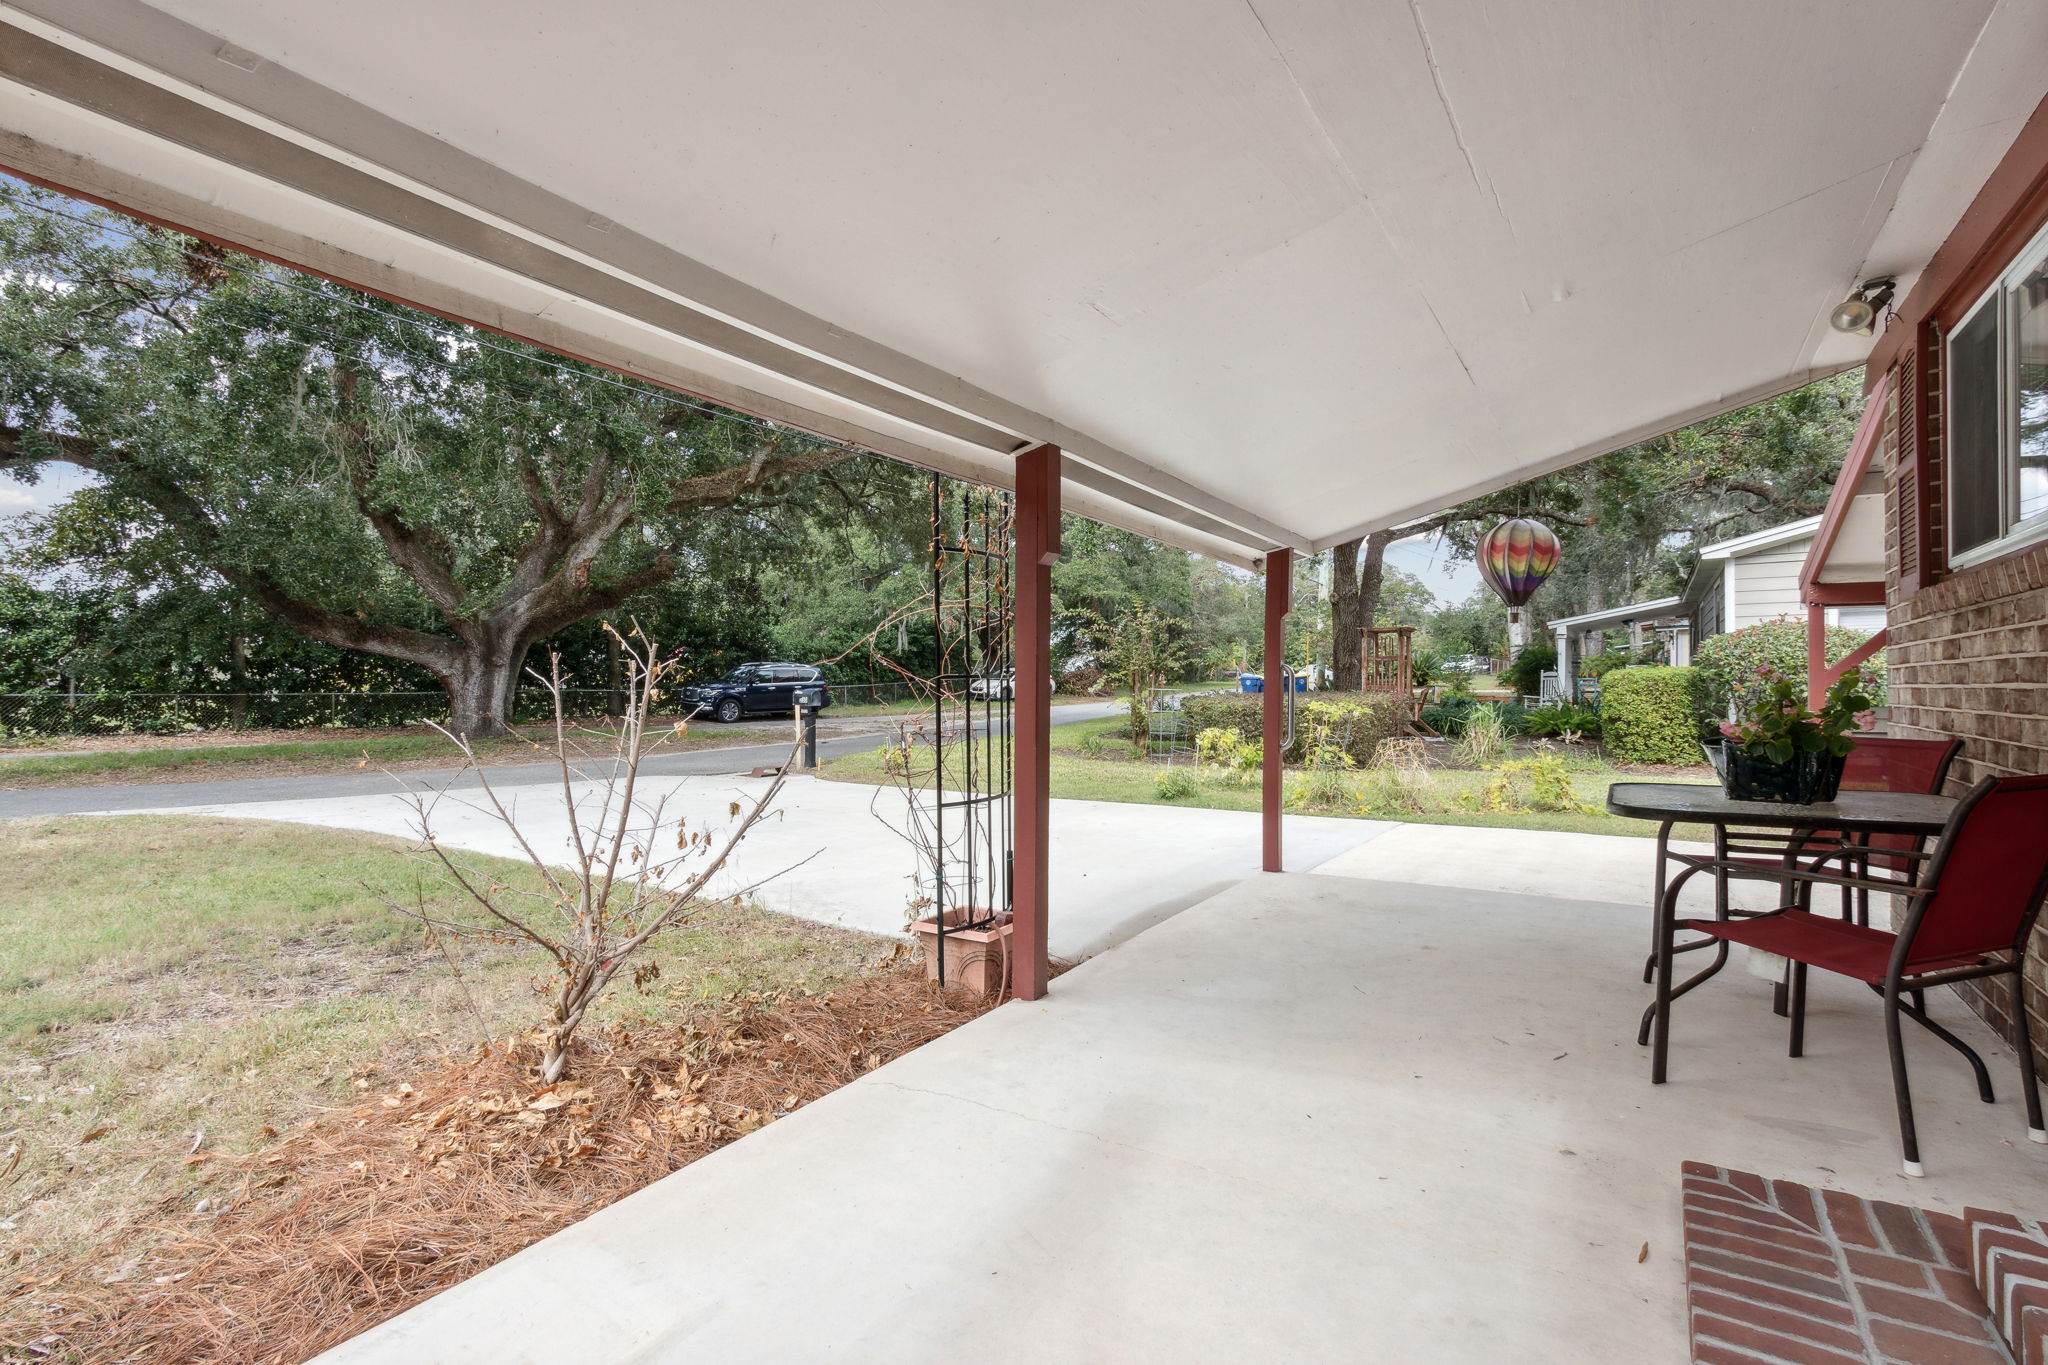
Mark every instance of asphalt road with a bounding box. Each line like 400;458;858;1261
0;702;1127;819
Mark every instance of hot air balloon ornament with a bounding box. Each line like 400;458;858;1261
1477;517;1560;648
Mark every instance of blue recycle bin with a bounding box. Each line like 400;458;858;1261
1239;672;1307;693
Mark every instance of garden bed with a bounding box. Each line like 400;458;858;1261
0;816;991;1364
819;715;1717;839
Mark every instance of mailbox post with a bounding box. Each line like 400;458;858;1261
793;684;824;770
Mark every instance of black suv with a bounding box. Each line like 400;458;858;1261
678;663;832;723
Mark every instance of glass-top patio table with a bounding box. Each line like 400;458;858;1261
1605;781;1957;1083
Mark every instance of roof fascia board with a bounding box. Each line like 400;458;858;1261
0;120;1266;570
3;1;1313;554
0;21;1022;452
1797;370;1890;597
1545;597;1684;629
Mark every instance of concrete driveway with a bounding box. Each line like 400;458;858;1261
117;772;1391;961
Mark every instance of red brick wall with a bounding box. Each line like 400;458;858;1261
1881;365;2048;1063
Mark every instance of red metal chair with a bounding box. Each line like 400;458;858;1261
1649;774;2048;1177
1818;737;1966;921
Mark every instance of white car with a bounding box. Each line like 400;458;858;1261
968;672;1056;699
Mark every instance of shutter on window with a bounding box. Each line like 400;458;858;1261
1894;351;1921;594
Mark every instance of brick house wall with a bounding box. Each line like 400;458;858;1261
1881;372;2048;1066
1864;92;2048;1069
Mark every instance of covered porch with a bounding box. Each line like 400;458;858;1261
8;3;2048;1360
313;855;2048;1363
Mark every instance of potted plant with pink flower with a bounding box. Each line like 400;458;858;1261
1709;665;1875;804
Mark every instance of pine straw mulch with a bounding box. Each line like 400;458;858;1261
6;965;1008;1365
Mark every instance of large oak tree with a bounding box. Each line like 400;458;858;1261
0;183;857;736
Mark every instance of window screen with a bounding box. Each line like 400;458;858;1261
1949;300;2003;555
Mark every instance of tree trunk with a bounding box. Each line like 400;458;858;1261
228;634;249;729
1356;530;1391;639
1329;530;1395;692
605;625;624;720
1331;539;1362;691
445;643;527;740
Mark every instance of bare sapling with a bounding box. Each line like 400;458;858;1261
391;627;800;1082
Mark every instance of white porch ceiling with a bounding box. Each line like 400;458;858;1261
1;0;2045;563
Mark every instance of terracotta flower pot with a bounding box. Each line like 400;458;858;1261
910;909;1013;995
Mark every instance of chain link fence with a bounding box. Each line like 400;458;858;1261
821;679;927;711
0;689;625;740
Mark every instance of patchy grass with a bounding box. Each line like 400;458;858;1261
0;816;888;1278
819;717;1717;839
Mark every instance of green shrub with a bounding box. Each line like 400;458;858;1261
1195;726;1262;786
1296;694;1405;766
1178;690;1403;766
1578;647;1630;679
1523;702;1602;741
1422;694;1528;739
1179;692;1261;745
1286;717;1357;811
1601;666;1708;765
1694;616;1888;720
1499;641;1557;698
1462;755;1594;814
1421;692;1476;736
1356;765;1443;816
1154;768;1198;801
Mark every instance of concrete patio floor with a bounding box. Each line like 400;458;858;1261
312;867;2048;1364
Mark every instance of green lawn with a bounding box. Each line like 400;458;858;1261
0;724;767;786
821;714;1717;840
0;815;887;1261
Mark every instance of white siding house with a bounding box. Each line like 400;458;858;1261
1684;516;1824;637
1542;516;1886;701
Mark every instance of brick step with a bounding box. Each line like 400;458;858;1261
1965;1208;2048;1364
1682;1162;2012;1363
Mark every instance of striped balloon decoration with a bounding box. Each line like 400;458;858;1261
1476;517;1560;608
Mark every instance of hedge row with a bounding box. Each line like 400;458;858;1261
1178;691;1406;765
1600;666;1709;765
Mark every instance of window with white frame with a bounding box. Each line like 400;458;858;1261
1947;219;2048;565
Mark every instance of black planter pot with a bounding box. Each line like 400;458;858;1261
1710;743;1847;805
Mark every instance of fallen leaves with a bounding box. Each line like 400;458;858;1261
21;967;1010;1365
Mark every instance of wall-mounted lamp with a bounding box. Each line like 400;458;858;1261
1829;277;1897;336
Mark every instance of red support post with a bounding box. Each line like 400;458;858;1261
1012;444;1060;1001
1805;602;1828;710
1262;547;1293;874
1807;599;1890;709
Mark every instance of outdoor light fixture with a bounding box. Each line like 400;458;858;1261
1829;277;1897;335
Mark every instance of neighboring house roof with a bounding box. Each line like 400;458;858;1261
1681;515;1823;609
1694;515;1823;563
1547;597;1687;632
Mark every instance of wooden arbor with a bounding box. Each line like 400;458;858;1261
1359;626;1424;730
